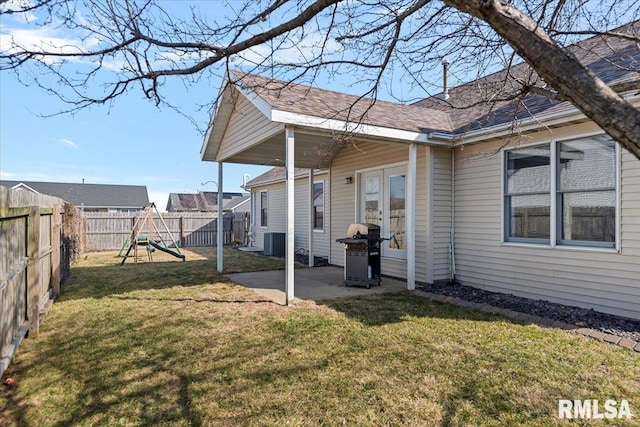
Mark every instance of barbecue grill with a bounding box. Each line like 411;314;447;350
335;223;381;288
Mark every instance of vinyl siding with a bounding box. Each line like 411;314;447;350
415;146;429;283
250;172;329;257
251;184;285;250
291;174;330;257
432;148;453;281
217;94;283;161
329;140;431;282
453;122;640;320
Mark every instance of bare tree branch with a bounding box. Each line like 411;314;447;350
2;0;640;158
444;0;640;158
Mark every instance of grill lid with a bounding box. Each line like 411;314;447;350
346;223;380;239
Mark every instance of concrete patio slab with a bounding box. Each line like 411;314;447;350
225;266;408;305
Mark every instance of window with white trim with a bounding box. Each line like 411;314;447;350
504;135;617;248
313;181;324;230
260;190;268;227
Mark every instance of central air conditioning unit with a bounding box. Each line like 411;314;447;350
263;232;285;257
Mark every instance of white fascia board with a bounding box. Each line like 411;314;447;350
270;109;449;146
201;80;276;161
11;183;39;193
200;76;232;159
454;110;589;146
426;109;589;145
229;197;251;210
435;91;640;146
200;125;214;159
233;83;274;120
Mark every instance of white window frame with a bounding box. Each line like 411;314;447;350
501;134;620;251
313;180;325;232
259;190;268;228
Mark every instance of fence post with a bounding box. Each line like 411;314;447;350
179;216;185;247
51;204;61;296
27;206;41;337
226;213;234;244
80;213;88;254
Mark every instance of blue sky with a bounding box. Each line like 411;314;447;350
0;62;266;209
0;2;302;209
0;0;274;209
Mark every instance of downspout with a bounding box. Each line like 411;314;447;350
444;59;457;284
449;147;458;285
241;174;254;247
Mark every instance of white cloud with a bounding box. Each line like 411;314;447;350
0;23;124;70
57;138;78;149
0;0;38;23
233;32;342;67
1;26;80;54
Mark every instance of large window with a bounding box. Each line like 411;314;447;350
260;190;268;227
313;181;324;230
504;136;617;248
505;144;551;242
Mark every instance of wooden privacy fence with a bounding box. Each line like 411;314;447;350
82;211;250;251
1;186;64;377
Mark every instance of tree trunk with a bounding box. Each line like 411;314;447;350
444;0;640;159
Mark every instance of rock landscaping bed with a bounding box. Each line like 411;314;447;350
420;281;640;342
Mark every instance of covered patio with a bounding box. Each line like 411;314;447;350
200;72;451;304
225;266;408;305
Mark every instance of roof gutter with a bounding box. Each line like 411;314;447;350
428;91;640;146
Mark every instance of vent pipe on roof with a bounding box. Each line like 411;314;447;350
441;60;450;101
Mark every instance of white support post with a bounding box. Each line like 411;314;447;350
217;162;224;273
285;127;295;304
407;143;417;290
308;169;314;267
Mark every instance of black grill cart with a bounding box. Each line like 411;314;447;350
336;223;382;288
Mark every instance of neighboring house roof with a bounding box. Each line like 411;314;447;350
246;167;328;188
227;21;639;141
223;195;251;211
0;180;149;208
166;191;247;212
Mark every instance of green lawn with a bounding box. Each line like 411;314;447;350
1;248;638;426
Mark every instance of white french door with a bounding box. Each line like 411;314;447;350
359;166;406;259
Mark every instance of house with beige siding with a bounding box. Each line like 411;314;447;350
244;167;330;264
200;26;640;319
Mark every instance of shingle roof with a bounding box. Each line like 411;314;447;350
230;21;639;137
231;71;453;133
166;191;247;212
412;21;640;133
223;195;250;211
0;180;149;208
245;167;328;188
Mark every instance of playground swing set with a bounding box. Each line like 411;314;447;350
119;203;185;265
